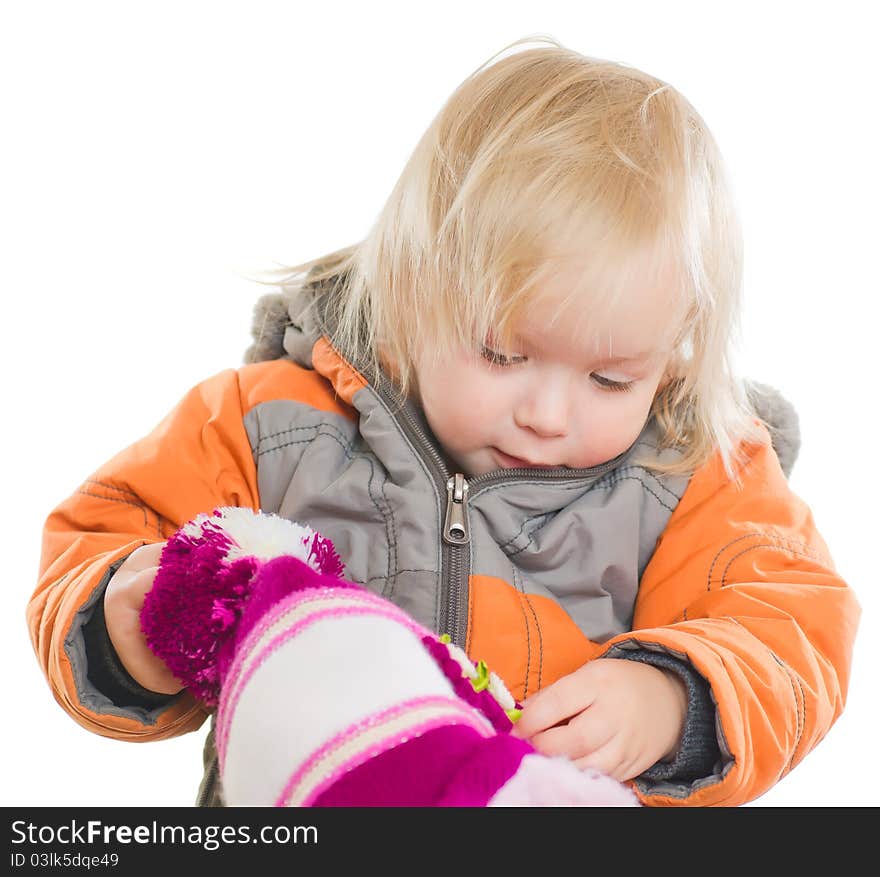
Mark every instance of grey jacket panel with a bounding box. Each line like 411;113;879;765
243;397;445;632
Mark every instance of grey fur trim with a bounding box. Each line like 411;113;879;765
242;291;292;365
242;276;326;369
745;380;802;478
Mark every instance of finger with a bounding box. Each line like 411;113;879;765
573;740;627;781
528;724;583;759
573;732;650;783
528;708;617;761
124;541;166;572
512;671;599;739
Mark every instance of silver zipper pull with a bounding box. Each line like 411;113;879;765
443;473;470;545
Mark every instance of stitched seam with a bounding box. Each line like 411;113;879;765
381;468;400;601
780;658;806;775
466;570;475;658
256;425;396;589
511;566;533;700
504;473;676;558
720;543;824;588
729;618;805;774
254;423;344;458
520;575;544;693
498;512;553;553
473;480;590;501
362;441;395;596
590;474;677;512
592;465;683;502
252;423;321;458
258;423;323;442
707;532;818;590
708;534;766;589
470;464;680;503
353;568;437;586
84;479;143;501
790;673;806;773
76;487;167;538
76;488;149;529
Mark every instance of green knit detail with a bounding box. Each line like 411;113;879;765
470;660;490;692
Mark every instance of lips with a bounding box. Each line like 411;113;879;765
493;448;558;469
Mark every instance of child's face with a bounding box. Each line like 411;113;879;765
414;265;680;477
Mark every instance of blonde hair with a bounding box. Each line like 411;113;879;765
248;34;768;482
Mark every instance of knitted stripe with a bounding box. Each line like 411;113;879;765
310;726;489;806
216;592;434;761
222;585;432;703
275;696;494;807
225;585;431;700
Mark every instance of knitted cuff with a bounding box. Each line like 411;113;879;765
82;568;178;709
615;650;720;783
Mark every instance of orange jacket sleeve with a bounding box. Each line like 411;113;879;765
598;424;861;806
27;368;260;741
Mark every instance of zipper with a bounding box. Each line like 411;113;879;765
443;473;470;543
441;473;471;646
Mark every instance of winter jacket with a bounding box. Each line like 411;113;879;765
27;279;861;807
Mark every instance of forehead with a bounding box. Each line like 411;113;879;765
513;257;685;358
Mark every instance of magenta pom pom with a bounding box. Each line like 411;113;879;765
140;507;345;707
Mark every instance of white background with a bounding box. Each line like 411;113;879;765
3;1;877;807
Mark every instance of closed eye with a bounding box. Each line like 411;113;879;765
591;373;634;393
480;345;527;367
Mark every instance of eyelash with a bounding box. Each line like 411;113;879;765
479;346;635;393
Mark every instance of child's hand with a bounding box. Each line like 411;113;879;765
103;542;183;695
511;658;687;781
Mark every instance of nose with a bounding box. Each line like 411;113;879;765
513;370;570;438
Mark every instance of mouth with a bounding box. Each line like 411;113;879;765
492;448;559;470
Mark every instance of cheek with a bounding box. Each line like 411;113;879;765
445;372;504;436
420;363;500;443
571;387;655;449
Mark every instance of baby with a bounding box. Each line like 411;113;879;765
29;35;860;807
139;505;639;806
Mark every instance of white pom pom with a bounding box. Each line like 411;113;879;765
182;506;322;569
